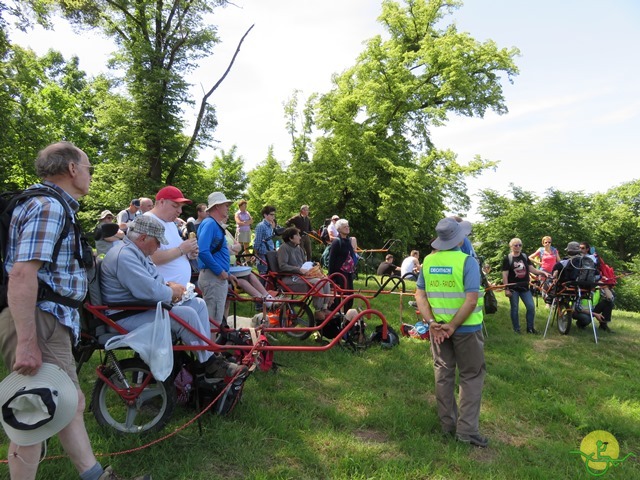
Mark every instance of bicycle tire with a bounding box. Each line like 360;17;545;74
280;301;314;340
91;357;176;434
557;307;572;335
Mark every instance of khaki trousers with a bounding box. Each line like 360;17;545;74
430;329;486;436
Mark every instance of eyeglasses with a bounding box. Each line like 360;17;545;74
543;241;551;244
512;244;522;247
580;246;587;250
77;163;95;175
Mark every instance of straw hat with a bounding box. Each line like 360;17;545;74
0;363;78;446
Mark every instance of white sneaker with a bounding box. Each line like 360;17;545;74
264;294;275;309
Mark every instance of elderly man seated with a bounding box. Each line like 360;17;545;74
100;215;246;383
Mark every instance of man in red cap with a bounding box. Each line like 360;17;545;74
146;186;198;286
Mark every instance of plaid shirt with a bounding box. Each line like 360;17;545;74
5;181;87;340
253;219;274;256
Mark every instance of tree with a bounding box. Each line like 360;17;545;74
246;146;284;221
272;0;519;251
0;46;99;190
54;0;250;184
206;146;248;201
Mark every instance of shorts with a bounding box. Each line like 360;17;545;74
236;230;251;244
0;307;79;388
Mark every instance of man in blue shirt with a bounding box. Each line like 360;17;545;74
253;205;277;276
198;192;235;323
415;217;488;448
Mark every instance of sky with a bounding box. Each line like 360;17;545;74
9;0;640;217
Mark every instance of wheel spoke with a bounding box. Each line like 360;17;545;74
124;405;139;429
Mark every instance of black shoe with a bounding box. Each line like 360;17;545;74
203;355;248;384
526;328;538;334
441;428;456;439
456;433;489;448
599;323;614;333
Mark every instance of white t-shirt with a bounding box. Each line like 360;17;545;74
401;256;419;278
327;222;339;239
145;212;191;285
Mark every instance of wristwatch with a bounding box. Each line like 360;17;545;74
426;319;435;325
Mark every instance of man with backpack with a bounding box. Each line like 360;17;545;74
0;142;150;479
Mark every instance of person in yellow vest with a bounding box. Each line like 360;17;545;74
414;217;488;448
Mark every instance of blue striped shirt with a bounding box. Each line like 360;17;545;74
5;182;87;340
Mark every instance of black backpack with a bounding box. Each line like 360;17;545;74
0;186;91;310
320;225;330;244
562;255;597;287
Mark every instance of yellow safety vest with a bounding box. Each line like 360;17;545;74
422;250;483;326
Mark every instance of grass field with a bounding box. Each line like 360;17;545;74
1;280;639;479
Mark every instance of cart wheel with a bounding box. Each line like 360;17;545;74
91;357;176;434
557;309;572;335
280;301;314;340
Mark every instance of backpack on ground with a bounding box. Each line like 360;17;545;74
0;187;85;310
320;309;368;351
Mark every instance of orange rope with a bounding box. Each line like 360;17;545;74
2;372;242;465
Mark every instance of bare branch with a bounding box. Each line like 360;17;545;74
166;23;254;183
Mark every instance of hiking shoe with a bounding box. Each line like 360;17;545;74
99;466;152;480
526;328;538;334
203;355;248;384
455;433;489;448
599;323;614;333
408;300;418;308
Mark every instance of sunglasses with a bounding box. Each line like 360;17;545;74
512;244;522;247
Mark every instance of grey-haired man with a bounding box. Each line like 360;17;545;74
0;142;150;479
101;216;246;383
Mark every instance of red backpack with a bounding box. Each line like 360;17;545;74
598;257;617;286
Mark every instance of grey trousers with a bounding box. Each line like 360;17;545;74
199;268;229;324
430;329;486;436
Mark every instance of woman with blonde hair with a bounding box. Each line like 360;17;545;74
528;236;561;273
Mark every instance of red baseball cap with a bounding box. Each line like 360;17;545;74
155;186;192;204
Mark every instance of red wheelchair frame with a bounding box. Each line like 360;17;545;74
75;259;390;435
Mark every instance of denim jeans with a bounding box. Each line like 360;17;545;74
509;289;535;331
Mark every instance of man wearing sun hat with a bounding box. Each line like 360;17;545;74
146;185;198;286
414;217;488;448
197;192;235;323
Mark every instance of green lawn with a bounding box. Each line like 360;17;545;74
1;282;639;479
